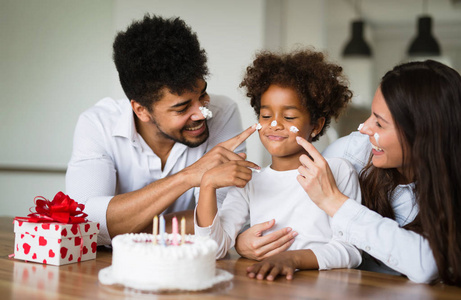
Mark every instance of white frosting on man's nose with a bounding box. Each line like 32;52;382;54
199;106;213;119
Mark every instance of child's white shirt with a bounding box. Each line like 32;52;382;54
194;157;362;270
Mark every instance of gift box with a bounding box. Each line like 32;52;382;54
14;220;99;265
13;191;100;266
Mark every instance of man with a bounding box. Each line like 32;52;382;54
66;14;254;245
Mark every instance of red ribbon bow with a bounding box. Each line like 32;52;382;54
15;192;88;224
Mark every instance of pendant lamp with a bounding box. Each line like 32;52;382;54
342;20;372;57
407;15;441;56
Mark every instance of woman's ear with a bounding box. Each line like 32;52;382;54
131;100;152;122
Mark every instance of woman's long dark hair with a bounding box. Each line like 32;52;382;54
360;60;461;285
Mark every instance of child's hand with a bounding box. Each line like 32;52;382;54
246;251;298;281
201;160;260;189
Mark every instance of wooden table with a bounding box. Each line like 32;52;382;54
1;217;460;299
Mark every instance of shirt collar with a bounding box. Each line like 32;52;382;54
112;100;138;143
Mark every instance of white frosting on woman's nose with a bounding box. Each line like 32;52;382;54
374;132;380;147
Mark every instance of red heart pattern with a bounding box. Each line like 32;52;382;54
70;224;78;235
23;243;31;254
14;221;99;265
91;242;97;253
60;247;68;259
38;236;47;246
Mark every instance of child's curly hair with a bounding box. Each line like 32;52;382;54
240;49;352;141
113;14;208;110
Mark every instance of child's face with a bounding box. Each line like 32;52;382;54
258;85;318;160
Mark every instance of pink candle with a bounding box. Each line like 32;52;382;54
172;216;179;246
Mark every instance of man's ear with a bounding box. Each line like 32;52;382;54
131;100;151;122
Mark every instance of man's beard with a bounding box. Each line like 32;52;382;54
152;118;209;148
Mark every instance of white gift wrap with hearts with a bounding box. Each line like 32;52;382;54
13;220;99;265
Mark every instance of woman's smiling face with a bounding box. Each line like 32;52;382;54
360;87;408;173
258;85;320;167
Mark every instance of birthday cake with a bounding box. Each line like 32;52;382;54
98;233;233;291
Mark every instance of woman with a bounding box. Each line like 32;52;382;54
239;60;461;285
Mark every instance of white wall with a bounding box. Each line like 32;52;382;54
0;0;266;216
1;0;460;217
1;0;115;216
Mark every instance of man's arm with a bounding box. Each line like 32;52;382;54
106;169;198;238
67;106;257;243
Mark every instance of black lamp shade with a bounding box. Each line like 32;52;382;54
408;16;441;56
342;20;372;57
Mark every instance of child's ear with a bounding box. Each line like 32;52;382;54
131;100;152;122
313;117;326;136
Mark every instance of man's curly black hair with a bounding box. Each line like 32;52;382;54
240;49;352;141
113;14;209;110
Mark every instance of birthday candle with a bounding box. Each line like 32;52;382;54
159;215;165;246
172;216;179;246
153;215;158;245
181;216;186;245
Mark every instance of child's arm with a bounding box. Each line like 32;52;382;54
247;250;318;281
196;160;258;227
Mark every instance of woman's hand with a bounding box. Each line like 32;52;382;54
235;219;297;261
296;136;348;217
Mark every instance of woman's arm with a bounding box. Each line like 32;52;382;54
296;136;438;283
332;200;438;283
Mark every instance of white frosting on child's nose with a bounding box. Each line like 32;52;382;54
289;126;299;133
357;123;364;131
199;106;213;119
270;120;277;127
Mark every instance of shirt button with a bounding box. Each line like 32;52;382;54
338;231;343;236
388;257;398;266
365;246;371;251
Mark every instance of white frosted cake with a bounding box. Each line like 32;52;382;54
98;233;232;291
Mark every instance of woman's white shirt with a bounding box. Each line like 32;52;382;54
322;131;438;283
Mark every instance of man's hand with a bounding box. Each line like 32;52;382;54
235;219;298;261
182;124;257;186
201;160;259;190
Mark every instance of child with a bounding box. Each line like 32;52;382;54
194;49;361;280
